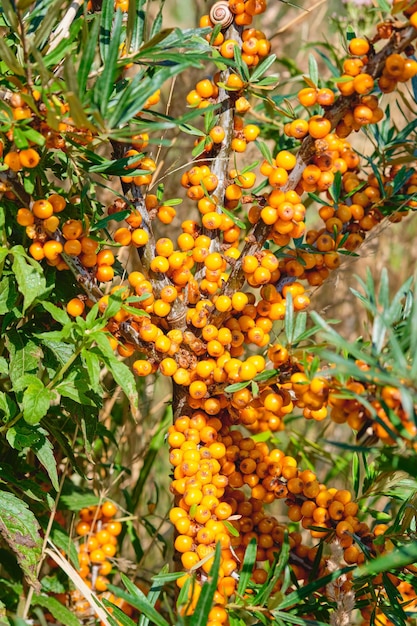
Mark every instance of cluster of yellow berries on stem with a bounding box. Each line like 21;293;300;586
74;501;122;594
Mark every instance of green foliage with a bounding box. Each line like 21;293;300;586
0;0;416;624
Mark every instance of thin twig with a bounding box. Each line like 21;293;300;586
271;0;327;38
48;0;84;53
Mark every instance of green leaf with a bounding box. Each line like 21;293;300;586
102;600;136;626
0;39;25;75
130;407;171;508
1;0;18;29
6;330;42;390
138;567;168;626
59;486;100;512
292;312;307;344
224;381;250;393
254;537;290;606
190;544;221;626
78;16;100;96
236;539;257;602
308;53;319;86
275;564;354;610
22;379;53;425
32;594;82;626
95;9;123;117
99;0;115;62
0;491;43;591
0;391;18;422
33;427;59;491
13;126;29;149
32;0;65;49
126;0;146;53
81;348;101;393
109;574;170;626
23;127;46;146
354;541;417;579
93;333;139;419
250;54;277;83
11;246;46;312
150;0;165;38
41;301;71;327
254;369;279;383
89;210;130;232
220;206;246;229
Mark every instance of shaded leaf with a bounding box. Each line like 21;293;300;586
0;491;43;591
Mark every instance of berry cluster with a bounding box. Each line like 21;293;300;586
75;501;122;593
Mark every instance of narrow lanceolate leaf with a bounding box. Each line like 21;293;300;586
78;16;100;96
236;539;257;602
99;0;115;62
308;53;319;87
126;0;146;53
95;8;123;117
93;333;139;419
101;601;136;626
22;379;53;425
354;541;417;579
0;491;43;591
11;246;46;312
33;428;59;491
32;594;82;626
0;39;25;75
190;544;221;626
109;575;170;626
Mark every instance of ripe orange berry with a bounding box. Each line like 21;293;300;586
106;521;122;536
131;228;149;247
133;359;153;376
67;298;85;317
114;227;132;246
43;240;63;261
209;126;226;143
298;87;317;107
348;38;370;56
317;88;335;106
243;124;260;142
189;380;208;399
308;116;331;139
4;151;22;172
19;148;40;169
289;119;309;139
32;199;54;219
196;79;215;98
17;208;34;226
353;73;374;95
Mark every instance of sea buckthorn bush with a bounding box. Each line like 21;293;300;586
1;0;417;625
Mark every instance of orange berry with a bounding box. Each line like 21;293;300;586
62;219;83;240
17;208;34;226
353;73;374;95
348;38;370;56
298;87;317;107
67;298;85;317
19;148;40;169
4;151;22;172
32;199;54;219
308;116;331;139
43;240;63;261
